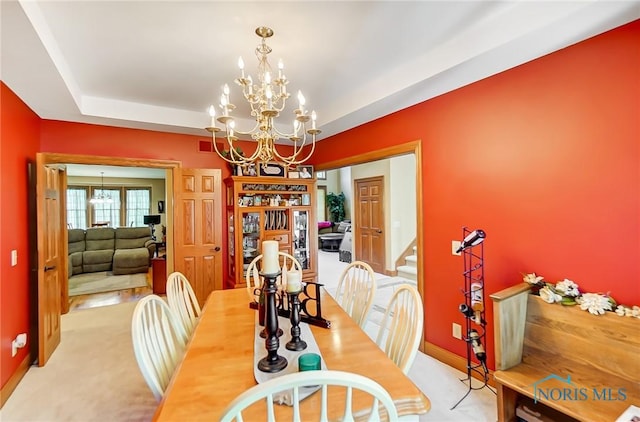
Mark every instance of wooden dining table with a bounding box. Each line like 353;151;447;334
153;287;431;421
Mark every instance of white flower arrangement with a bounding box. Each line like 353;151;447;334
522;272;637;318
615;304;640;319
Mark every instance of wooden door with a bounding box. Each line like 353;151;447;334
174;169;223;305
354;177;385;274
35;159;65;365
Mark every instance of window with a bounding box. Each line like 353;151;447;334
126;188;151;227
67;187;88;229
92;188;122;227
68;185;152;228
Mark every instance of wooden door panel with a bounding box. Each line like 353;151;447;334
354;177;385;274
202;200;216;244
37;162;63;366
174;169;223;306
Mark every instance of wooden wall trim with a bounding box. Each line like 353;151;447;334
37;153;182;169
423;341;496;388
314;141;421;171
0;353;31;408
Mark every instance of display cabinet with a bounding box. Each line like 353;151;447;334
225;176;317;288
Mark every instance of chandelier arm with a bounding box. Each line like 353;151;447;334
230;121;261;136
271;136;316;166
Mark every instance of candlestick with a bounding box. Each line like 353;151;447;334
286;289;307;351
262;240;279;274
258;271;287;373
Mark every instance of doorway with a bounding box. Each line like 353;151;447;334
315;140;423;297
33;153;180;366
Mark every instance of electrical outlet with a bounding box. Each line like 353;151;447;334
452;323;462;340
11;250;18;266
12;333;27;357
452;241;461;256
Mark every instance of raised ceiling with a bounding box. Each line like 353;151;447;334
2;1;639;141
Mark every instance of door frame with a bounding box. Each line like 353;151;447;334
314;140;424;298
34;153;181;363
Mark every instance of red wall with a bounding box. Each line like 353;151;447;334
311;21;640;364
41;120;227;169
1;20;638;390
0;83;40;387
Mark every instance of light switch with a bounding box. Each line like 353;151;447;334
11;250;17;266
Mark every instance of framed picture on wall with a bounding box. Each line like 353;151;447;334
297;165;314;179
316;171;326;180
259;162;286;178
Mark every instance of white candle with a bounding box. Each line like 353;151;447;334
262;240;279;274
286;271;302;293
208;105;216;127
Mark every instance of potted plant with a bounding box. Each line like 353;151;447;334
326;192;346;222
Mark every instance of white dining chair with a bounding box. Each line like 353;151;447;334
166;271;201;338
245;252;303;304
375;284;423;374
219;370;398;422
335;261;377;329
131;294;187;401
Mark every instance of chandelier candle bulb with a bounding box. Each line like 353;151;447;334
238;56;245;78
311;111;317;130
208;105;216;127
298;91;305;114
262;240;279;275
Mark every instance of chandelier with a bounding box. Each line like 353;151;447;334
89;172;113;204
206;26;320;169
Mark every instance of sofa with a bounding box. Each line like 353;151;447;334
68;227;156;278
318;221;351;252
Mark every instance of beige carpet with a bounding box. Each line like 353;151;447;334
68;271;149;296
0;302;158;421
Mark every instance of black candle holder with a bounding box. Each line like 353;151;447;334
285;290;307;351
257;271;288;373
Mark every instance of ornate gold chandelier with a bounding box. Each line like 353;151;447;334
207;26;320;169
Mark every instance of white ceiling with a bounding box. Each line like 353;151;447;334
2;1;639;143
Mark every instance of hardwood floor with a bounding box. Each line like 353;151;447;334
68;270;155;312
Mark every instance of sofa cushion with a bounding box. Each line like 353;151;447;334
68;229;86;254
85;227;115;251
112;248;150;275
115;227;152;249
83;249;114;272
69;251;83;275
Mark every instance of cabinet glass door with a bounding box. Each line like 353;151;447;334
292;210;310;270
242;212;261;277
